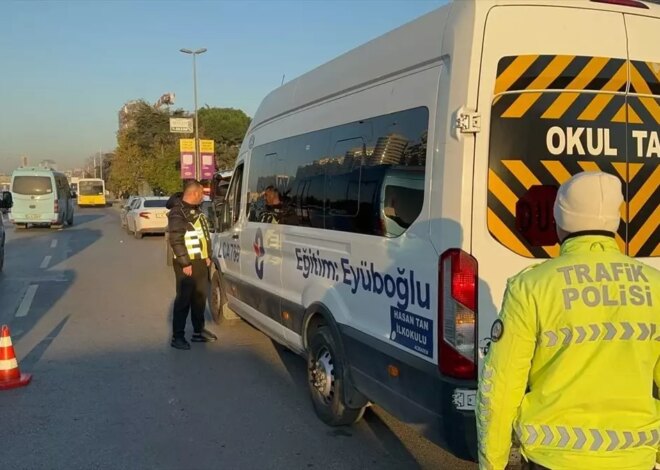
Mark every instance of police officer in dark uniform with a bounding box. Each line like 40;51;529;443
166;180;217;350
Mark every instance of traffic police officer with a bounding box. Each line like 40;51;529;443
477;172;660;470
167;180;217;350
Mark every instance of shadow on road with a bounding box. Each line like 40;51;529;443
0;341;452;470
70;213;105;227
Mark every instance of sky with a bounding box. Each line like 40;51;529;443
0;0;446;173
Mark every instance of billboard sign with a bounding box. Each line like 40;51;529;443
200;140;216;180
180;139;195;179
170;118;193;134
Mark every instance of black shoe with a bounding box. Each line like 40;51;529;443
191;329;218;342
171;337;191;350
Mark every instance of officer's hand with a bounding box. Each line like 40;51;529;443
205;258;211;267
183;266;193;277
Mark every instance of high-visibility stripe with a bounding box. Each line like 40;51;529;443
542;245;560;258
542;323;656;347
502;160;541;189
611;162;628;181
628;104;643;124
630;166;660;221
648;61;660;83
615;233;625;252
488;169;517;216
542;57;610;119
652;244;660;257
502;56;575;118
494;55;539;95
631;65;654;95
541;160;572;184
629;204;660;256
517;424;659;451
577;161;601;173
578;63;628;121
628;163;644;182
610;103;641;124
638;97;660;125
487;209;533;258
0;358;18;370
611;104;627;123
630;68;660;122
0;336;12;348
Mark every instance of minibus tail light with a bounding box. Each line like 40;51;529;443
591;0;649;9
439;249;477;380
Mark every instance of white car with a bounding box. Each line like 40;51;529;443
125;197;169;239
120;196;140;228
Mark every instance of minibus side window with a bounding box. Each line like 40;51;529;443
245;106;429;237
222;164;244;229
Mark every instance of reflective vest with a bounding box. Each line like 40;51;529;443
182;213;211;260
477;235;660;470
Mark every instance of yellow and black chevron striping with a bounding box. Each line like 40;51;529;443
495;55;660;97
487;55;659;259
494;55;660;123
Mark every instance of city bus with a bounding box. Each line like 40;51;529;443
77;178;106;207
210;0;659;462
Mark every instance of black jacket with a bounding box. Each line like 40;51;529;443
166;193;212;267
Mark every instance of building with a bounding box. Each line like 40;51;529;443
118;100;142;131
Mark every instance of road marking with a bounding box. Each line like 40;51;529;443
16;285;39;318
40;255;52;269
50;239;58;248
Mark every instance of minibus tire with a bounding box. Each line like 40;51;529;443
210;269;228;325
307;326;365;426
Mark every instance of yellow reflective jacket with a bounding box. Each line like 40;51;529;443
477;235;660;470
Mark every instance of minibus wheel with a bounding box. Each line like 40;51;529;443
307;326;365;426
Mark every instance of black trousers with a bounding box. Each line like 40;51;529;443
172;259;209;339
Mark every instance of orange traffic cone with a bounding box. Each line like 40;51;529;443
0;325;31;390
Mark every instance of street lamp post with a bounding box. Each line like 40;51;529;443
179;47;207;181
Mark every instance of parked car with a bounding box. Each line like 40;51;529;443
125;197;169;239
0;191;13;271
120;196;140;228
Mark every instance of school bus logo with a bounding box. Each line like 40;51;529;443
488;55;659;259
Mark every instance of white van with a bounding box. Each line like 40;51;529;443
10;168;74;228
210;0;660;461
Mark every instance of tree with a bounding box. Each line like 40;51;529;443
108;102;251;197
198;107;251;170
109;101;182;196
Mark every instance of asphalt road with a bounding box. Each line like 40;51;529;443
0;208;478;470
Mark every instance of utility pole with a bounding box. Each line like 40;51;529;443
99;148;104;181
180;47;207;181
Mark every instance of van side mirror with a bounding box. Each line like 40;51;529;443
0;191;12;209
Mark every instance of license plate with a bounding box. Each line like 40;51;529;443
452;389;477;411
26;214;40;220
